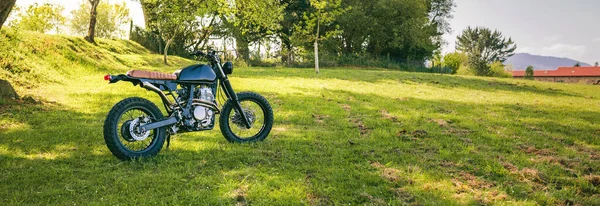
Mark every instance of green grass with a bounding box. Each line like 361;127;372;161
1;30;600;205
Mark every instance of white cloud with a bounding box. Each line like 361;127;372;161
543;35;561;42
540;43;586;60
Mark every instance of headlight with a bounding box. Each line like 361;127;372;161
222;61;233;75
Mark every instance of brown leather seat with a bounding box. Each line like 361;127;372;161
126;70;177;80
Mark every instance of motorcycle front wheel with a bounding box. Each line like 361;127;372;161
219;92;274;143
103;97;166;160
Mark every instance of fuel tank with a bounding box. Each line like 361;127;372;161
176;64;217;83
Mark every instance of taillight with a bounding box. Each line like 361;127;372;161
104;75;111;81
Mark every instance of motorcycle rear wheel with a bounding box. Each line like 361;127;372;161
103;97;166;160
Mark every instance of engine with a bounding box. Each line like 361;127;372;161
191;86;215;129
175;85;216;131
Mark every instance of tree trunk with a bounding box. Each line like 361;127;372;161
163;35;175;65
0;0;17;30
84;0;100;43
314;16;320;74
235;36;250;63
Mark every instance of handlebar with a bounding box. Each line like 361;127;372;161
192;50;221;63
191;50;206;57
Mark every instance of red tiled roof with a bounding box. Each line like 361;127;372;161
513;66;600;77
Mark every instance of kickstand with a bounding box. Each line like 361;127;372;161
166;134;171;149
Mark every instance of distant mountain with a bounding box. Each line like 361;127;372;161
505;53;591;71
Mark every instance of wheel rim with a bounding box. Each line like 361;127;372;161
227;99;266;140
116;107;158;153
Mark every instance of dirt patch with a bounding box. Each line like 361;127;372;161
502;162;519;173
370;162;410;185
380;110;399;122
431;119;449;127
351;118;370;136
360;192;386;205
453;172;495;190
585;175;600;186
341;104;351;112
519;145;556;156
232;185;248;206
412;130;428;137
397;129;429;141
571;143;600;161
312;114;330;124
390;188;415;203
442;127;472;136
307;193;330;205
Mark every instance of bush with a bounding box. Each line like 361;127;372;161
488;61;512;78
443;52;468;74
525;66;534;80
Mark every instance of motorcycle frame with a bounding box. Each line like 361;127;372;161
106;53;252;133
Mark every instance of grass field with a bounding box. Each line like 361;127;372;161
1;30;600;205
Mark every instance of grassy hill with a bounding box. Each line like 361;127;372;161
1;30;599;205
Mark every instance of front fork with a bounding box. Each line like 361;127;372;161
221;78;252;129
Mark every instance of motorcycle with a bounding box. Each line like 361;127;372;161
102;50;274;160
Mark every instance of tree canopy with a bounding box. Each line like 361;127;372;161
70;1;130;39
456;26;517;63
4;0;459;68
456;26;516;76
11;3;66;33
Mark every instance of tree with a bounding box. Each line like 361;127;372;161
220;0;284;63
336;0;440;62
442;52;467;74
147;0;216;65
11;3;66;33
297;0;343;74
85;0;101;43
456;26;517;76
277;0;310;65
574;62;580;67
70;1;130;39
525;65;534;80
427;0;455;47
0;0;17;29
595;62;598;67
427;0;455;35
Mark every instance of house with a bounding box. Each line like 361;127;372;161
512;66;600;84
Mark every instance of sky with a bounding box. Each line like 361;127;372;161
11;0;600;64
443;0;600;64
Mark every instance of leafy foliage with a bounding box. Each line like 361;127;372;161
10;3;66;33
143;0;217;64
334;0;444;61
442;52;467;74
220;0;284;62
525;65;534;80
456;26;517;76
488;61;511;78
70;1;130;39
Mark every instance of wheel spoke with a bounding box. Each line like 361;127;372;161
228;99;266;139
117;108;158;153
